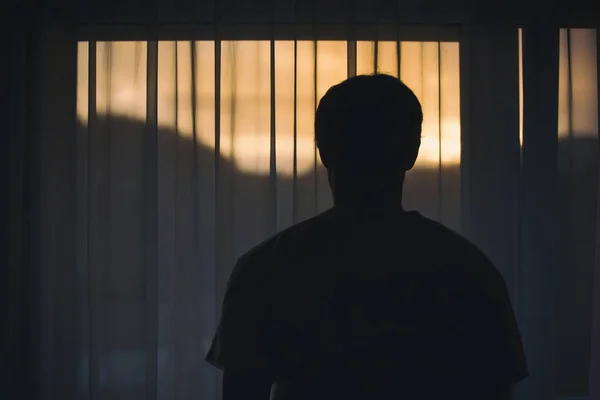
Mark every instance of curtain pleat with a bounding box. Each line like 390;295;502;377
555;29;599;399
520;26;560;400
144;40;159;400
518;27;599;400
591;27;600;400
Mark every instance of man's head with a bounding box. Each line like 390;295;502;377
315;74;423;201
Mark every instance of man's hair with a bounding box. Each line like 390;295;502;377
315;73;423;175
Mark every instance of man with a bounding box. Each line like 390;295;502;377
206;74;528;400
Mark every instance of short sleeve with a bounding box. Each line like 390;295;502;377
205;257;272;373
468;264;529;388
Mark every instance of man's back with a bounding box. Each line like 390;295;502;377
207;207;528;400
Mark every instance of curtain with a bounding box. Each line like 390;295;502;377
30;27;600;400
35;39;461;399
555;29;599;399
2;6;40;399
518;27;598;400
588;28;600;400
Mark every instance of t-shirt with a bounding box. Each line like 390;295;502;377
206;207;528;399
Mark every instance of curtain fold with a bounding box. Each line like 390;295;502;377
555;28;599;399
589;27;600;400
520;25;560;400
3;9;41;400
518;27;599;400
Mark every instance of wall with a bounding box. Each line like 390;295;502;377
27;0;600;26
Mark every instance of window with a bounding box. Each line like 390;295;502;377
74;38;461;395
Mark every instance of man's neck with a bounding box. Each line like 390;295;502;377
332;191;404;210
329;171;405;210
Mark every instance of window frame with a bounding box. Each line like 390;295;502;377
74;23;461;42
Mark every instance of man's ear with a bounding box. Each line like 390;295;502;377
317;146;331;169
327;168;336;190
403;137;421;171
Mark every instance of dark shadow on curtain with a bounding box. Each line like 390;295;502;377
556;136;598;397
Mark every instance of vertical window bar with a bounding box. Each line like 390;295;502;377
374;41;378;73
438;42;443;222
76;40;91;400
213;24;223;400
373;0;379;72
144;40;159;400
347;0;356;78
589;26;600;400
396;27;401;77
213;7;223;400
174;44;180;257
104;44;113;367
458;30;470;236
347;41;357;78
293;40;298;224
270;39;277;234
396;0;401;78
214;39;221;326
567;30;574;180
189;39;201;323
313;40;318;214
597;28;600;150
269;0;278;234
87;40;97;400
312;0;318;215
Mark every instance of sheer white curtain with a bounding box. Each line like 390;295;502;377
32;27;600;400
35;39;462;399
555;29;599;400
518;27;599;400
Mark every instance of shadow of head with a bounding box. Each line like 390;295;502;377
82;114;466;240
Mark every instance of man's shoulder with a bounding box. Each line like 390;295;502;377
414;214;505;286
237;209;335;268
414;214;483;256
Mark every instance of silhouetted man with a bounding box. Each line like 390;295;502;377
206;74;528;400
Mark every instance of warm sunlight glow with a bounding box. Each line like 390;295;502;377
77;40;461;176
519;29;598;146
518;29;523;146
558;29;599;139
